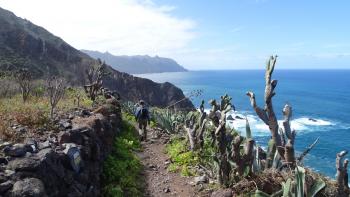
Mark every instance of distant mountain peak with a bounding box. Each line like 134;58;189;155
81;49;188;74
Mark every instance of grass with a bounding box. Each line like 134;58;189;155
0;88;93;142
102;117;143;197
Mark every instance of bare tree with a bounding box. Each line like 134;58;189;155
84;59;109;104
14;68;32;103
46;77;66;118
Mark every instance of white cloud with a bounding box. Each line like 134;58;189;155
0;0;196;56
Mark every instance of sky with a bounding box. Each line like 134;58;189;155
0;0;350;70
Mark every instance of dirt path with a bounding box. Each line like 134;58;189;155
136;128;197;197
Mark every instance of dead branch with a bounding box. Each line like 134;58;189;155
297;137;319;163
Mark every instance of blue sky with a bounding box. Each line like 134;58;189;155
1;0;350;69
152;0;350;69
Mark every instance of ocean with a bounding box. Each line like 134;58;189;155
136;70;350;178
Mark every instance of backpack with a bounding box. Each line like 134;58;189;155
139;107;148;120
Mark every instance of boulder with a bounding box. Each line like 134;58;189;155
3;144;29;157
11;178;46;197
63;143;82;173
226;115;234;121
7;157;40;171
235;115;244;120
194;175;209;185
211;189;233;197
0;180;13;194
0;142;12;150
0;157;8;165
59;119;72;129
16;127;27;133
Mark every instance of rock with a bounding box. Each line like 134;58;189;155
59;120;72;129
194;175;209;185
11;178;46;197
3;144;29;157
211;189;233;197
68;114;75;120
0;173;7;183
309;118;317;122
4;170;15;177
63;143;82;173
163;187;170;193
38;141;50;150
226;115;234;121
235;115;244;120
0;157;8;165
0;180;13;193
24;139;38;153
7;157;40;171
16;127;27;133
81;109;91;116
0;142;12;150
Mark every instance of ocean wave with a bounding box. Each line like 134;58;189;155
201;109;342;137
225;111;337;137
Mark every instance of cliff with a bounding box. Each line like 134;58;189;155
0;6;194;110
81;50;188;74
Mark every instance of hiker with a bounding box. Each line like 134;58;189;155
135;100;150;141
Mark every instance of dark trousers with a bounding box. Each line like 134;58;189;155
138;119;148;140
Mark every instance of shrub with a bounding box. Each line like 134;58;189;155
102;120;142;196
166;136;199;177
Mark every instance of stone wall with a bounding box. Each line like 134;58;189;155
0;99;122;196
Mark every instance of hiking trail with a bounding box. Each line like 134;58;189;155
135;128;198;197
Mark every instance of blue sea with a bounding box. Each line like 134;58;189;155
137;70;350;178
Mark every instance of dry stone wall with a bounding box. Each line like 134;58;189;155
0;99;122;197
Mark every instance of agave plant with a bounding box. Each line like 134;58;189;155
151;108;185;134
254;166;325;197
121;101;137;115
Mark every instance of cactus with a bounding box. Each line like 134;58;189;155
183;108;207;150
207;95;233;186
247;56;319;169
336;150;349;196
230;118;255;176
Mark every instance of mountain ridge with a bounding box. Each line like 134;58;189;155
82;49;188;74
0;6;194;109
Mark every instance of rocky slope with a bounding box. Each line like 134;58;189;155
81;50;188;74
0;6;194;110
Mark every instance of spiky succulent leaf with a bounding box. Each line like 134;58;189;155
295;166;306;197
282;178;292;197
307;178;326;197
254;190;271;197
245;118;252;139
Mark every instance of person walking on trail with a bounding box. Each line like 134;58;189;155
135;100;150;141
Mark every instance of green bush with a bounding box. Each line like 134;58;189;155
166;136;199;177
102;120;142;196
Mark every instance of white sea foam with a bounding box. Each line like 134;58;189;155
225;111;336;137
202;109;338;137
